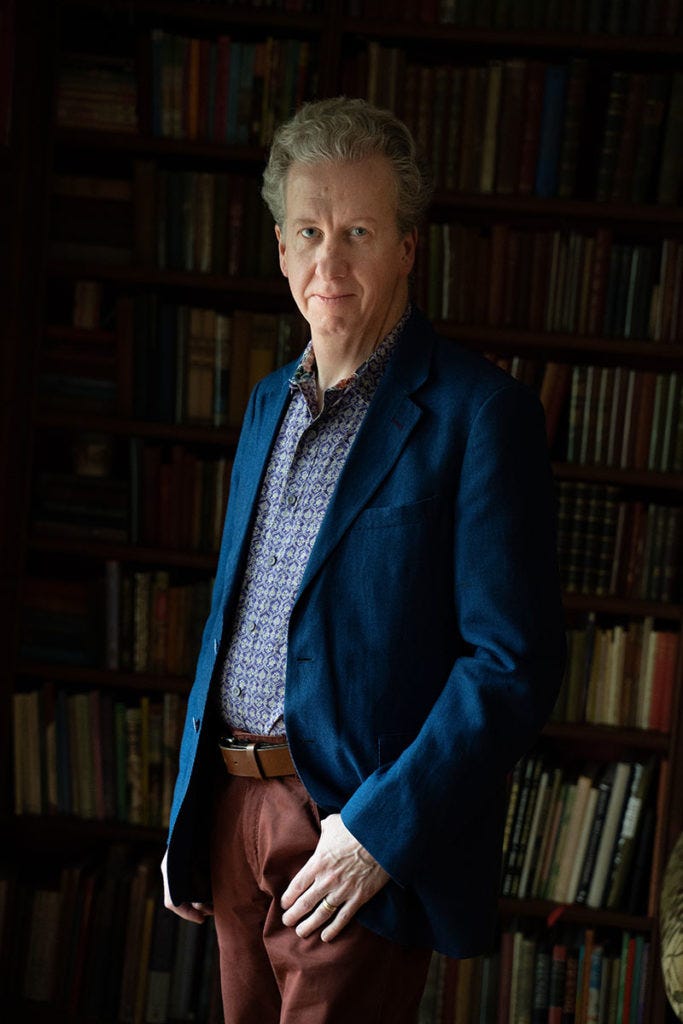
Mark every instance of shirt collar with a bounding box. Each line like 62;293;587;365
289;304;411;413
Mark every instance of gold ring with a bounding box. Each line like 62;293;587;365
321;896;339;915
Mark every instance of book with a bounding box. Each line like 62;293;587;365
494;59;526;194
534;65;568;198
118;859;155;1023
657;71;683;204
531;767;564;898
565;784;599;905
552;770;595;904
480;61;503;193
508;756;544;897
531;942;551;1024
557;59;588;199
518;768;550;899
596;70;630;201
22;888;62;1002
605;757;656;911
585;761;632;908
547;942;567;1024
631;74;668;203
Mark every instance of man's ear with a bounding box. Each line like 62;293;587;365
275;224;287;278
401;228;418;276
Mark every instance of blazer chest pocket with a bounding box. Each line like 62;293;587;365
354;494;443;530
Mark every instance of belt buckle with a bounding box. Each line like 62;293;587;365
219;738;265;779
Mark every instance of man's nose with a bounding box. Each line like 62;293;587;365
316;239;347;278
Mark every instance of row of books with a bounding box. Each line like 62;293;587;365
39;287;306;426
21;570;211;675
57;54;139;133
132;297;305;427
32;446;229;552
489;357;683;471
33;469;130;544
1;850;221;1022
48;166;279;277
419;926;651;1024
418;225;682;344
552;616;678;733
349;0;683;35
500;752;659;912
354;53;681;203
141;166;279;278
12;684;186;826
39;280;121;401
135;442;231;552
49;172;135;269
565;365;683;474
103;566;212;677
557;482;683;604
149;30;317;144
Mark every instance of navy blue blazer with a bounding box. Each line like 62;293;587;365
166;307;566;958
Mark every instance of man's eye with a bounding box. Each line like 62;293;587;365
301;227;317;238
350;227;368;237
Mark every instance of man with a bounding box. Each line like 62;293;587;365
162;97;566;1022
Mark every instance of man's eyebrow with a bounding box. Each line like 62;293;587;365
290;214;379;225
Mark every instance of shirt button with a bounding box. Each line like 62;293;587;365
287;494;297;507
248;620;257;633
268;555;277;566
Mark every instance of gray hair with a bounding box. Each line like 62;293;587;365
261;96;433;235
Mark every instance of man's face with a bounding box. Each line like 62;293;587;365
275;155;416;348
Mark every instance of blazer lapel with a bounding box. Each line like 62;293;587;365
221;368;292;593
296;315;434;599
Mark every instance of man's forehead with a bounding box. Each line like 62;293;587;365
283;157;398;212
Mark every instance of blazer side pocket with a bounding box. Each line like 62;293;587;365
378;732;415;767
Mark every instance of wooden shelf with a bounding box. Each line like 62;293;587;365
55;126;268;163
28;535;219;569
431;191;683;225
46;261;291;298
36;409;239;446
498;896;654;932
542;720;671;751
61;0;326;31
437;323;683;365
552;462;683;492
7;812;166;848
563;593;683;620
342;19;683;56
15;660;191;694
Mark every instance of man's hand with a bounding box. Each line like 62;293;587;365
161;850;214;924
281;813;389;942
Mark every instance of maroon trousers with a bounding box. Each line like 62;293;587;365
210;768;431;1023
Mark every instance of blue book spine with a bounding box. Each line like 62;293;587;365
535;65;568;198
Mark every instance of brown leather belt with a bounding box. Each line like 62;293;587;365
219;738;296;779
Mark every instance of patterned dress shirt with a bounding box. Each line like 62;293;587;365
216;306;410;735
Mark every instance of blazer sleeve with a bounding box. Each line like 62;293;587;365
339;382;567;885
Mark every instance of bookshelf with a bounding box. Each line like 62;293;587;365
1;1;681;1021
